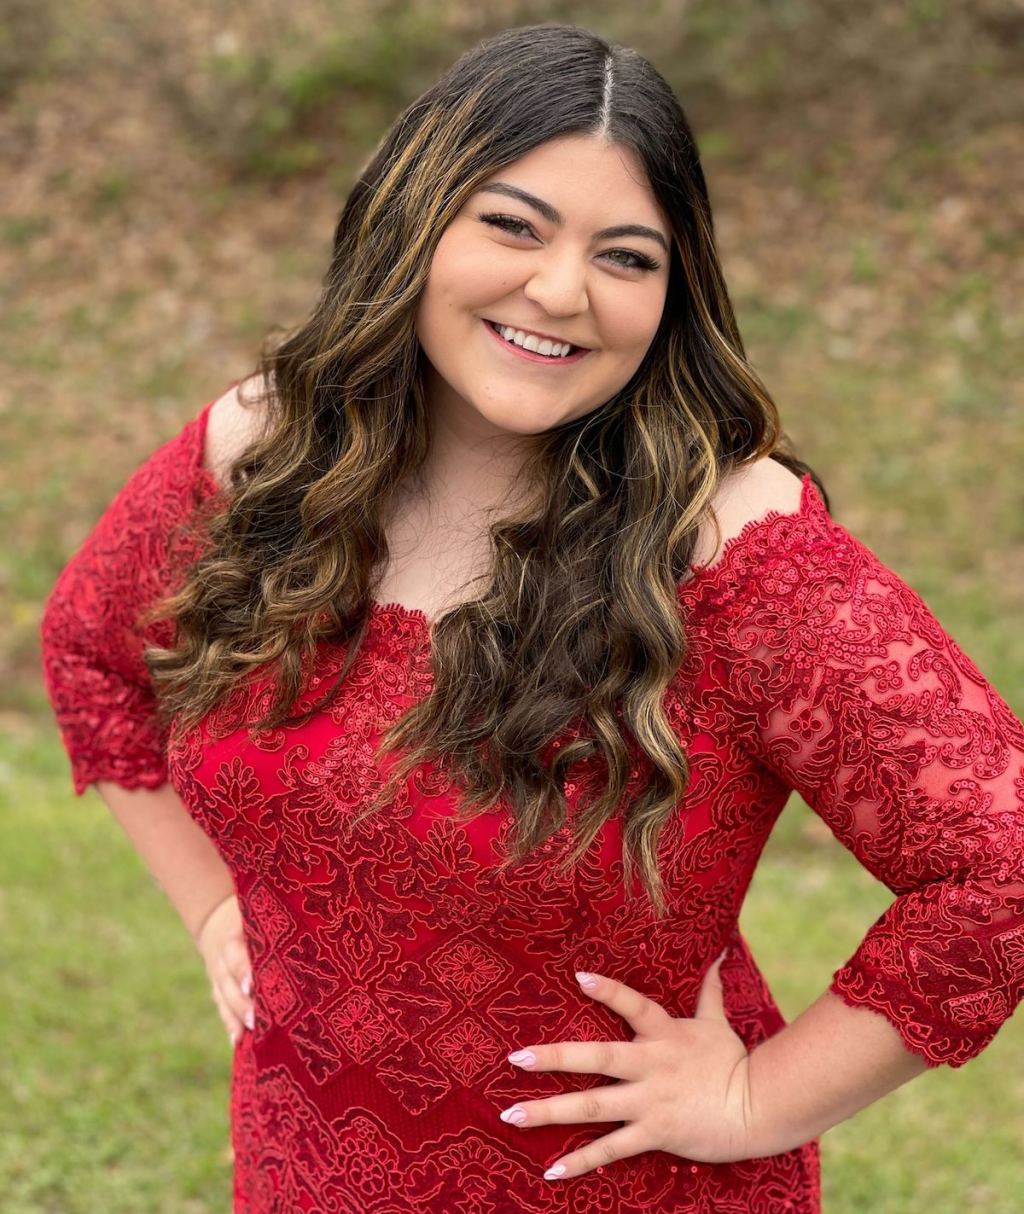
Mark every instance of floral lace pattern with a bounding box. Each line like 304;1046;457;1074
39;393;1024;1212
679;485;1024;1070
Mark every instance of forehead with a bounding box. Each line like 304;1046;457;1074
475;135;665;225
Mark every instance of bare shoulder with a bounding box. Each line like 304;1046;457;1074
203;373;272;490
691;457;806;569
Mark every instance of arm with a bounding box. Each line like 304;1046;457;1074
40;389;258;1044
40;393;231;930
96;779;236;945
686;474;1024;1149
745;986;930;1157
40;396;224;795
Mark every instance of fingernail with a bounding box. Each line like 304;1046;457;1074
228;1028;237;1046
245;1009;254;1030
241;974;252;997
575;970;598;989
508;1049;536;1067
544;1163;567;1180
500;1105;527;1126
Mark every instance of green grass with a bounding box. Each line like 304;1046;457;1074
6;721;1024;1211
1;725;235;1213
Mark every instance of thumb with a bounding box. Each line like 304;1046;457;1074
693;949;728;1020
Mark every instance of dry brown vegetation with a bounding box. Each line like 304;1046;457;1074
3;0;1022;706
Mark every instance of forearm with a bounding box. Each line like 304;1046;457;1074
745;986;933;1157
95;779;236;943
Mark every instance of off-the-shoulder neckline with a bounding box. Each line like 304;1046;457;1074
193;394;824;635
680;469;822;589
370;472;825;634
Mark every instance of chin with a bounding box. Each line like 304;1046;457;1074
474;405;569;436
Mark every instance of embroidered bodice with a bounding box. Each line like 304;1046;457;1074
40;391;1024;1212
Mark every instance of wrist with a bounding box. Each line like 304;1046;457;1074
190;890;235;948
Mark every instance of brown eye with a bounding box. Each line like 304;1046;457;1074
479;213;534;238
477;212;660;273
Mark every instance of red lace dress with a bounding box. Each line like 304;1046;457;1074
41;391;1024;1214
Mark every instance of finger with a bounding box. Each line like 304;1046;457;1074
224;932;251;983
499;1081;637;1130
211;982;243;1045
541;1122;650;1181
574;971;670;1036
693;950;728;1021
507;1038;648;1080
227;942;255;1025
216;951;253;1029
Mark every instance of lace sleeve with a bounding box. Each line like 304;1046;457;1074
687;480;1024;1068
39;395;224;796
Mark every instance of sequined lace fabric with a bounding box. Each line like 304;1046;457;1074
40;392;1024;1212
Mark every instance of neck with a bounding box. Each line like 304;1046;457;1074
410;370;542;524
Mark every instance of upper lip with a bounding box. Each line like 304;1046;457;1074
485;318;590;350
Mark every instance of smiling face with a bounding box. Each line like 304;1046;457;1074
414;134;672;446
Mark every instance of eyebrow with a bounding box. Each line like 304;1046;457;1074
476;182;671;254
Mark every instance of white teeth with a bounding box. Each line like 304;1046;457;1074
494;322;573;358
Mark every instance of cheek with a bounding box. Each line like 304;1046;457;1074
586;277;664;353
424;231;511;315
596;316;662;375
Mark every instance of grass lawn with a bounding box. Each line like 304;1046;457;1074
5;717;1024;1212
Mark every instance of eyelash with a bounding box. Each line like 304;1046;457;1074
477;212;662;273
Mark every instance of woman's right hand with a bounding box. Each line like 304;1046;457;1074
194;893;255;1047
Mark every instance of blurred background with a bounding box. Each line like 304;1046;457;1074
2;1;1022;1209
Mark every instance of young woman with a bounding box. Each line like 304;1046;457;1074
40;22;1024;1214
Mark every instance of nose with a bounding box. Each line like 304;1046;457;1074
520;249;590;318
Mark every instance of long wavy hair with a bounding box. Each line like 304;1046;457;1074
143;22;827;919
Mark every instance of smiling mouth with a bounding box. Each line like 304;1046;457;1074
483;319;591;362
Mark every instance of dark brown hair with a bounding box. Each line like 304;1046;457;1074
143;22;826;918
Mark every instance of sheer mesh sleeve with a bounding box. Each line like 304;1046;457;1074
40;395;225;796
686;475;1024;1068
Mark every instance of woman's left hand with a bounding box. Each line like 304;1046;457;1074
499;951;758;1181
